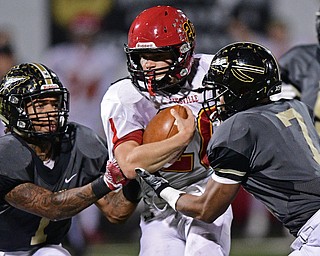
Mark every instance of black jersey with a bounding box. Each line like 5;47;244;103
207;99;320;236
279;44;320;121
0;122;108;251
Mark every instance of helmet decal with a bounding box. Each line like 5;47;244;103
182;20;195;43
33;63;55;84
1;76;29;93
231;62;265;83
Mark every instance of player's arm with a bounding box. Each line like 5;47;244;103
4;160;128;221
115;106;195;179
95;177;141;223
136;168;240;222
175;178;240;222
5;182;100;221
277;52;302;100
96;190;137;224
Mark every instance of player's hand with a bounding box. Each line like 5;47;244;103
104;159;129;190
135;168;185;211
135;168;169;197
171;105;195;144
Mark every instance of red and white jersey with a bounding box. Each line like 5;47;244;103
101;54;215;215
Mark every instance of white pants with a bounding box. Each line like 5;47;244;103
0;244;71;256
289;209;320;256
139;206;233;256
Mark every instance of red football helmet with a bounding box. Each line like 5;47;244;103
124;5;196;96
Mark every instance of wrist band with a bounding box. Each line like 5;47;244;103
122;179;141;203
159;187;185;211
91;176;111;199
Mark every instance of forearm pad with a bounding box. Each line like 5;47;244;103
160;187;185;211
122;179;141;203
92;176;112;199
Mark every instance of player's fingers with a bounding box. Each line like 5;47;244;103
170;106;193;121
183;106;195;119
171;107;195;135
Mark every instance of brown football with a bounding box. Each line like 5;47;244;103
143;105;188;144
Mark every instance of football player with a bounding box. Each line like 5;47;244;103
137;42;320;256
0;63;139;255
278;7;320;134
101;5;233;256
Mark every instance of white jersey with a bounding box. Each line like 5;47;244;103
101;54;215;217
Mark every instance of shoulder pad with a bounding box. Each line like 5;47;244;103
0;134;33;180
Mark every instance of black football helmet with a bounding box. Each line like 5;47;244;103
202;42;281;121
0;63;69;138
316;8;320;43
124;6;196;97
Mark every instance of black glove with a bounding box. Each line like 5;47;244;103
135;168;170;197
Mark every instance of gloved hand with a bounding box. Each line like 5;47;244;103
135;168;185;211
104;158;129;190
135;168;169;197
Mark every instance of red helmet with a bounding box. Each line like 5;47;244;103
125;6;196;96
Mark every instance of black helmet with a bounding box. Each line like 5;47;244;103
0;63;69;138
202;42;281;121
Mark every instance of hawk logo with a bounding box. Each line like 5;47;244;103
231;61;265;83
0;76;29;93
211;58;265;83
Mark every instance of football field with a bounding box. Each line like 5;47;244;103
84;236;293;256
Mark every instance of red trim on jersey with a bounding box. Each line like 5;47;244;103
114;130;143;150
109;118;143;150
109;118;119;144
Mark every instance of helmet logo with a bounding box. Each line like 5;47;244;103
231;62;265;83
182;20;195;43
41;84;59;90
211;57;228;70
1;76;29;93
211;57;265;83
180;43;191;54
136;42;157;48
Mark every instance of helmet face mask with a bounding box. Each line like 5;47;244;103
125;6;196;97
23;90;69;137
0;63;69;138
202;42;282;122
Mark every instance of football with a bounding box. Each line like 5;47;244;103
143;105;188;144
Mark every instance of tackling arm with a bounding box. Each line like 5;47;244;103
176;178;240;222
96;177;141;224
5;182;100;221
96;190;138;224
5;159;129;221
136;168;240;222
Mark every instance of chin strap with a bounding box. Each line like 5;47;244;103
147;78;156;96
